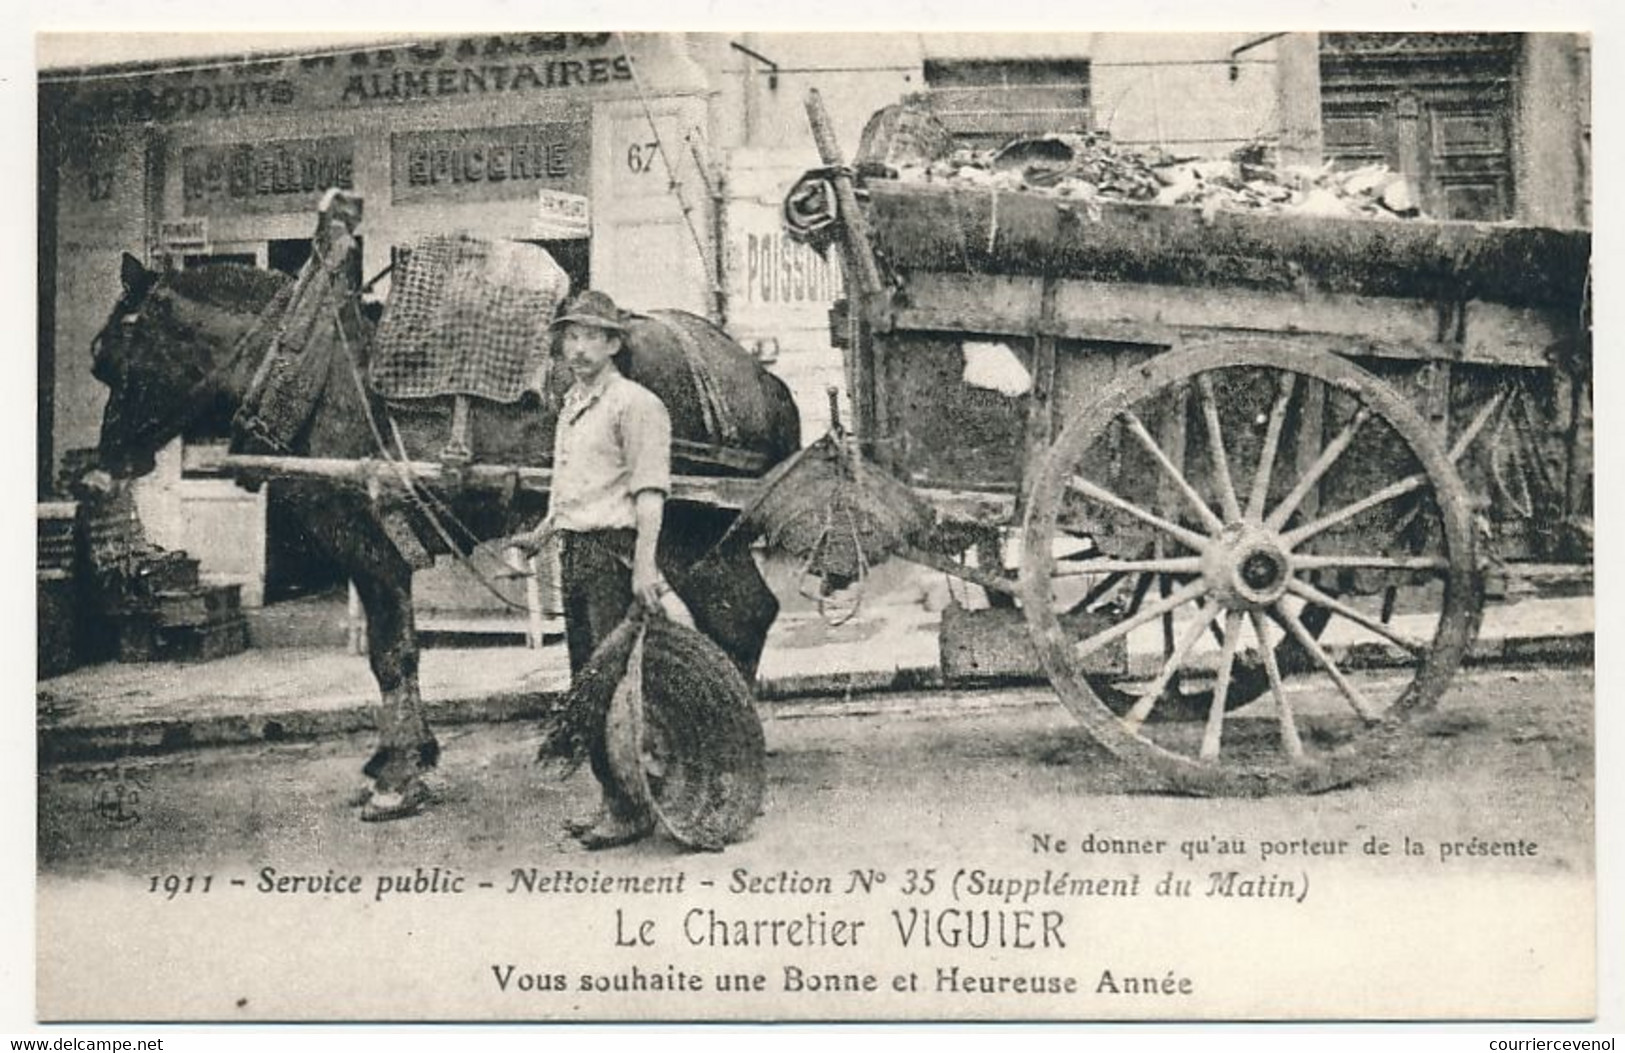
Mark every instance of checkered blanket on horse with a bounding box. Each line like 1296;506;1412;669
369;234;570;403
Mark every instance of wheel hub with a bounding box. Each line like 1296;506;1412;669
1203;523;1293;609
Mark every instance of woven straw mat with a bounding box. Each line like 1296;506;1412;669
370;234;569;403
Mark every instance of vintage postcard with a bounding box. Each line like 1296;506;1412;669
31;27;1597;1023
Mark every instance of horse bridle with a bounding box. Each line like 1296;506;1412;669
97;278;280;467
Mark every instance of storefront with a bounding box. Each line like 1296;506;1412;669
42;32;722;605
39;31;1589;618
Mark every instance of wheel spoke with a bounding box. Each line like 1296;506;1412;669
1286;578;1426;656
1066;474;1211;552
1123;603;1222;733
1251;609;1304;758
1247;373;1296;520
1052;556;1204;577
1159;572;1176;659
1124;571;1155;618
1290;554;1450;572
1196;374;1243;523
1273;600;1380;723
1282;472;1426;547
1449;389;1508;464
1071;577;1208;660
1266;406;1371;530
1123;410;1225;533
1198;611;1245;759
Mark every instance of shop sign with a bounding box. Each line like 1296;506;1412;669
181;137;356;217
532;190;591;239
390;123;588;206
730;220;846;310
49;34;640;126
159;218;210;253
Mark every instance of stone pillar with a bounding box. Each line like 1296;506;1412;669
1274;32;1323;168
1516;33;1589;228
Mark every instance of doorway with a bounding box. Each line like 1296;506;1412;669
1320;33;1520;222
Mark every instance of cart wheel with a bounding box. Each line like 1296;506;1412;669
1068;543;1333;722
1020;341;1481;795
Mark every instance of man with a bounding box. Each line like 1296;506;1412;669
513;289;671;849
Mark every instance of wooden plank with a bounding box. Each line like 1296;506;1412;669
932;110;1092;137
899;544;1017;597
869;301;891;467
187;449;1028;528
187;437;767;477
185;450;763;511
890;271;1566;367
941;603;1125;681
862;179;1591;310
1293;379;1327;523
670;439;771;474
926;86;1090;112
1016;277;1060;516
915;486;1018;526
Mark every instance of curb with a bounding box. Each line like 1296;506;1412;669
37;629;1594;766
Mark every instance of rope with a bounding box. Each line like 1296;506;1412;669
1485;379;1557;523
615;31;719;314
791;494;871;628
386;419;535;613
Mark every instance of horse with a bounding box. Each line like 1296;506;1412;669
87;224;800;822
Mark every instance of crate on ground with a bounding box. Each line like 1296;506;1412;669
116;610;249;663
37;502;77;579
151;584;241;628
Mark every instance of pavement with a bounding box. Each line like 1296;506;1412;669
36;571;1594;765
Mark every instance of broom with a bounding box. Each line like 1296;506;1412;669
539;610;766;852
738;388;933;620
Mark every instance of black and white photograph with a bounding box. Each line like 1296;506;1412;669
23;19;1605;1025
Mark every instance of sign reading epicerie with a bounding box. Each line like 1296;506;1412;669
181;138;357;216
391;123;589;205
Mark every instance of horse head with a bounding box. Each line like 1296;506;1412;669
91;253;288;480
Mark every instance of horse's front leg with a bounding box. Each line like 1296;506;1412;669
353;567;440;821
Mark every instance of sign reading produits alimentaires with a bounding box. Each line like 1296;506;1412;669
49;34;637;126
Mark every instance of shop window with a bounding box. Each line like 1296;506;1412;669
525;237;589;297
182;251;256;270
269;236;364;287
1320;33;1520;221
922;58;1090;147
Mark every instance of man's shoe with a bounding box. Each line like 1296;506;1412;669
573;815;654;850
563;811;607;837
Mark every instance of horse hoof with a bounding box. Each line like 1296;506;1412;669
360;781;431;822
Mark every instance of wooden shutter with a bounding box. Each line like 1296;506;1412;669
923;59;1090;147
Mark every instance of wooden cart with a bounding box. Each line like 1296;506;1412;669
783;93;1592;795
196;99;1590;799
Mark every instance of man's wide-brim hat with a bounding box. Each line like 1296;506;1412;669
551;290;627;332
